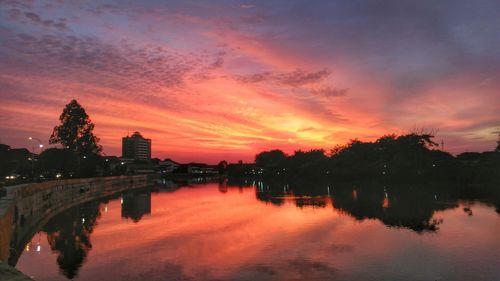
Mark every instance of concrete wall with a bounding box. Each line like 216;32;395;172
0;175;157;266
0;201;13;262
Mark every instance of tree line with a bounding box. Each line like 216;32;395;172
2;99;498;184
228;133;500;182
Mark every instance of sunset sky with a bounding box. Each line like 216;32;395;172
1;0;499;163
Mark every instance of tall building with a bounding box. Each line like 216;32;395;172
122;132;151;161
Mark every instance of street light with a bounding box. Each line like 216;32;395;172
28;137;44;151
28;137;44;181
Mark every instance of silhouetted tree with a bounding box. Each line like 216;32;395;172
255;150;287;170
38;148;78;177
217;160;228;174
288;149;328;177
49;100;102;156
232;132;497;182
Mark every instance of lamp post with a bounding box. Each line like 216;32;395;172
28;137;44;180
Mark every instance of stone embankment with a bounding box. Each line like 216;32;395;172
0;175;157;280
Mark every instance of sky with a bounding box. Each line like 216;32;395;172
0;0;499;163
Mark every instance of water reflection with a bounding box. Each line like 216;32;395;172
244;179;500;233
14;180;500;281
41;201;101;279
121;191;151;222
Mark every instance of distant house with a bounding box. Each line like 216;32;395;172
7;148;33;174
186;163;219;175
9;148;32;161
173;162;219;175
159;159;180;174
457;152;482;165
101;156;121;175
125;162;156;174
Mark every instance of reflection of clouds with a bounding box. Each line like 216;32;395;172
327;243;355;254
236;258;338;280
288;258;337;276
119;261;194;281
15;184;500;280
251;264;276;276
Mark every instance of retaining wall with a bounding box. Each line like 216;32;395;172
0;175;157;280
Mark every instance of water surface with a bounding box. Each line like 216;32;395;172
15;180;500;281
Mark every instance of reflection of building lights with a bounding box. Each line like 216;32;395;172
25;245;30;252
36;245;41;252
382;198;390;208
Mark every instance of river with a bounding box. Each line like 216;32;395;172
14;179;500;281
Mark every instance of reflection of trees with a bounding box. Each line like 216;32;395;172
42;201;101;279
295;197;328;208
256;191;285;206
456;183;500;216
250;181;500;233
254;180;331;208
330;185;452;232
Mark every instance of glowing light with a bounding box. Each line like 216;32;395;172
382;198;390;208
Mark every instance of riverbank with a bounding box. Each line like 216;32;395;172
0;174;158;280
0;262;32;281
